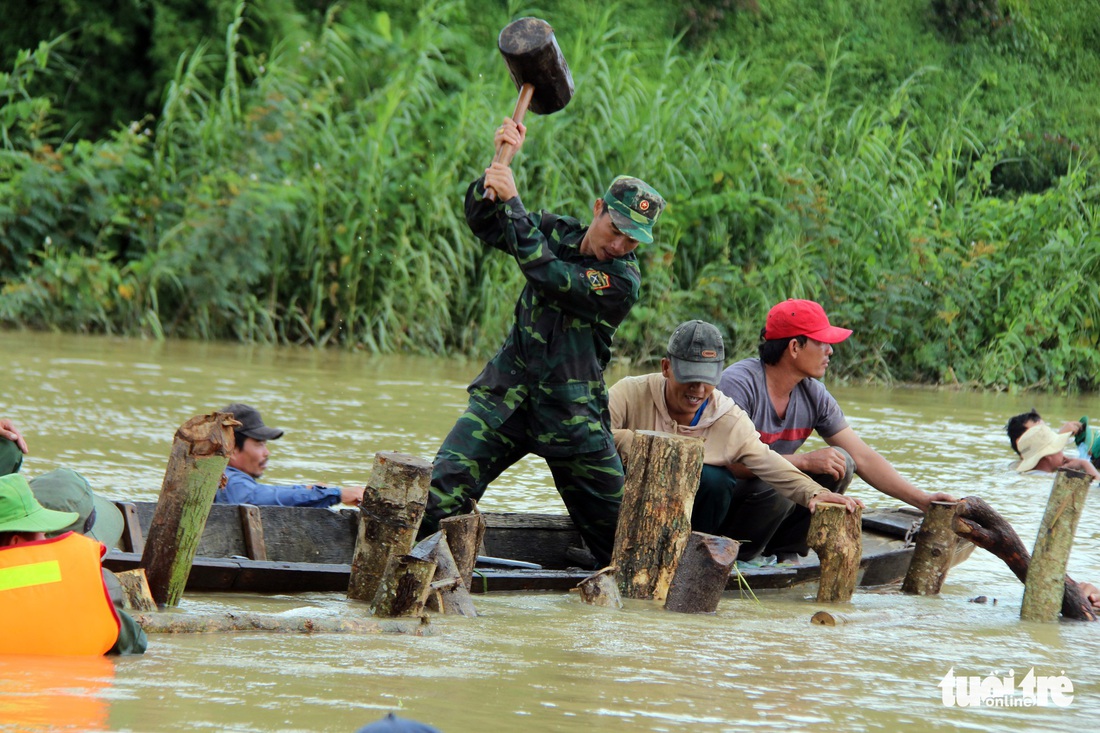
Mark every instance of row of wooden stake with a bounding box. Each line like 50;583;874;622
131;417;1095;627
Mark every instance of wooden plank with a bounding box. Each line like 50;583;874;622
239;505;267;561
115;501;145;554
259;506;357;563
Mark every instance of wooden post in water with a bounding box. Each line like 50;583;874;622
807;502;862;603
810;610;893;626
901;501;958;595
418;531;477;617
347;452;432;603
112;569;157;612
369;554;437;618
141;412;236;607
576;567;623;608
664;532;740;614
611;430;703;601
1021;468;1091;623
440;501;485;590
952;495;1096;621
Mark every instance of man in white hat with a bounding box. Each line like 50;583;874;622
1008;415;1099;479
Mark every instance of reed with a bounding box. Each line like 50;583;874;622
1;0;1098;390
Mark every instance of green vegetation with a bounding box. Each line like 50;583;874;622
1;0;1099;391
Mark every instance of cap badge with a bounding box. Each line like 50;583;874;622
701;350;718;358
639;199;650;211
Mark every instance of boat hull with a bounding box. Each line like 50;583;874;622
103;502;973;594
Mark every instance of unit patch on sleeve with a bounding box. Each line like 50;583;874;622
585;269;611;291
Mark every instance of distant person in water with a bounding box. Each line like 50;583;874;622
216;403;365;507
1005;409;1100;480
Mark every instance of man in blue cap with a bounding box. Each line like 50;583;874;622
422;117;666;565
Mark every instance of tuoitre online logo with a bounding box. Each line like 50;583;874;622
939;668;1074;707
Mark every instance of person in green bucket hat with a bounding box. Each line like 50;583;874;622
0;423;146;654
0;473;146;655
0;422;125;549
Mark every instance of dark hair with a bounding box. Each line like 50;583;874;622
234;431;249;451
0;531;31;547
1005;409;1041;454
758;330;807;365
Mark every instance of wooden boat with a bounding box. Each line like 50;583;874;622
103;501;973;595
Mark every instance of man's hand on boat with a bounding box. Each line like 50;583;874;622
808;491;863;513
339;486;365;506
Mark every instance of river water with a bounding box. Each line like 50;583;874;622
1;331;1097;732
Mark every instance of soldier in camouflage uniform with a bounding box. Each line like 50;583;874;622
422;118;665;565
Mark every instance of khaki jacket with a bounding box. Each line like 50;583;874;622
608;373;827;507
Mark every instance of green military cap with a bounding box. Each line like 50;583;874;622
602;176;665;244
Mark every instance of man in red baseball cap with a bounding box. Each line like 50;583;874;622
717;299;954;558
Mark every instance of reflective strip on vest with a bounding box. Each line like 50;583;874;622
0;532;120;656
0;559;62;591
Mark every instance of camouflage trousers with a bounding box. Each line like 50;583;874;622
424;409;624;566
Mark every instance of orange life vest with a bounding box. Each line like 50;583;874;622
0;532;120;656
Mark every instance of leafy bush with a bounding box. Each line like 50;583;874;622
3;0;1100;391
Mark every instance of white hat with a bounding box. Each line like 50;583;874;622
1015;424;1072;472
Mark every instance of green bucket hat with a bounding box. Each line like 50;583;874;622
0;473;79;535
30;468;125;549
602;175;665;244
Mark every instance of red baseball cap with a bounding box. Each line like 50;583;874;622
764;299;853;343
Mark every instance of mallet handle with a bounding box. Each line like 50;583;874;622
485;83;535;202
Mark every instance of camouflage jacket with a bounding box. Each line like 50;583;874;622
463;177;642;456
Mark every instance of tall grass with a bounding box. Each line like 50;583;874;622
1;0;1098;390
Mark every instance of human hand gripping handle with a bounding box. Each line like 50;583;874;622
484;104;530;202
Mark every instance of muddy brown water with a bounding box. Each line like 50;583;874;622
1;331;1097;732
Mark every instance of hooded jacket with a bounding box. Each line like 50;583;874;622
608;373;826;507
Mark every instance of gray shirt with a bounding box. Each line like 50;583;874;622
717;358;848;454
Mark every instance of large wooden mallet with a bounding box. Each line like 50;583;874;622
485;17;575;201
